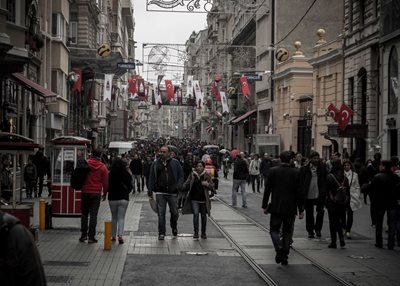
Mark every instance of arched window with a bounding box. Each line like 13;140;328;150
388;47;399;115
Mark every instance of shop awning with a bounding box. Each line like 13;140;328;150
12;73;57;98
231;109;257;125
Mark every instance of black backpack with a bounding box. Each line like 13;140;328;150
70;160;91;190
330;174;350;205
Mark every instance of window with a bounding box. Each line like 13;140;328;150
359;0;365;27
388;47;399;114
6;0;15;23
51;69;65;97
52;13;65;41
69;21;77;44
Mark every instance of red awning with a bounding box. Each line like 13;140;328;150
12;73;57;98
231;109;257;124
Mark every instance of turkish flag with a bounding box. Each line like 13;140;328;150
327;103;340;122
240;76;250;97
212;81;221;101
72;68;82;92
165;80;174;101
128;75;137;94
338;103;353;130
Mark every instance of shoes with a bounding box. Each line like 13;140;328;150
328;244;337;249
281;258;288;265
308;233;315;239
193;233;199;239
201;234;207;239
275;251;283;264
340;240;346;248
111;237;116;242
257;191;261;193
231;204;237;208
118;236;124;244
79;236;87;243
242;205;247;208
315;231;321;238
158;234;165;240
345;232;352;239
374;243;383;248
172;228;178;236
88;237;98;243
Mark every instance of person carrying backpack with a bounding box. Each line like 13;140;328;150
326;159;350;249
24;156;37;199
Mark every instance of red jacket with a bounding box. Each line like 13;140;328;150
82;157;109;195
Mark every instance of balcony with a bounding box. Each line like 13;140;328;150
327;124;368;138
46;96;68;116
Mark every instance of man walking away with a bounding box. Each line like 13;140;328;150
129;154;143;193
33;149;51;197
299;151;327;238
148;146;184;240
262;151;304;265
232;153;249;208
260;153;272;192
80;149;109;243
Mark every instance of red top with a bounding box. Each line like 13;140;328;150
82;158;109;195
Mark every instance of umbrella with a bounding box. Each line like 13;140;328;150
230;149;240;158
219;149;228;154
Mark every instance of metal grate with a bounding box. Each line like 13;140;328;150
46;275;73;283
43;261;89;267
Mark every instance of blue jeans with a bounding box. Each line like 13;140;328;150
191;200;207;235
232;179;247;207
109;200;129;237
81;193;101;238
156;194;179;235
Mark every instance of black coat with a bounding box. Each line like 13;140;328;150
326;172;350;211
262;163;304;215
370;171;399;210
233;158;249;180
299;163;327;202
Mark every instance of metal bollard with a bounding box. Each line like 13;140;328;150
104;221;112;250
39;198;46;231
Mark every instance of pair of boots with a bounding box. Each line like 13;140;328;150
193;230;207;239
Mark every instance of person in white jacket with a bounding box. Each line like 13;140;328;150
343;160;362;239
249;154;261;193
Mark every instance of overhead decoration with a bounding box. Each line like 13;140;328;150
240;76;251;98
146;0;267;14
275;47;289;62
220;91;229;114
98;43;111;58
165;79;174;101
326;103;354;131
103;74;114;101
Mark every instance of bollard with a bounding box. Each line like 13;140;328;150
104;221;112;250
39;198;46;231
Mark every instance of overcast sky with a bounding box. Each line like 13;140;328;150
134;1;207;83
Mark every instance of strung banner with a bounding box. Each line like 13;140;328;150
193;80;203;109
137;78;146;98
103;74;114;101
267;110;273;134
186;75;194;98
220;91;229;114
240;75;251;97
128;75;138;95
165;79;174;101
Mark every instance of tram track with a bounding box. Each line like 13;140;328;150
210;196;354;286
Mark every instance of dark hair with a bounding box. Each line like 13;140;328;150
279;151;292;163
92;148;103;158
390;156;399;167
342;159;353;169
194;161;205;168
380;160;392;172
330;159;343;174
309;151;320;159
110;158;126;173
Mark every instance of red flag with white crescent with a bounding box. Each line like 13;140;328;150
128;75;137;94
338;103;353;131
165;80;174;101
240;76;251;97
212;81;221;101
327;103;340;122
72;68;82;92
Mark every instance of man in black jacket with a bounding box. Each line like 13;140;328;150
231;153;249;208
148;146;184;240
260;153;272;192
0;211;47;285
299;151;327;238
262;151;304;265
